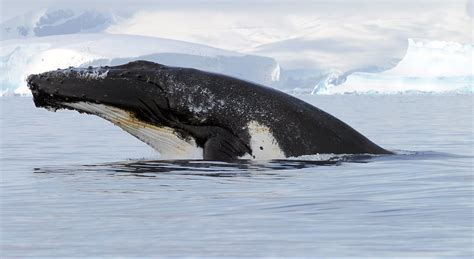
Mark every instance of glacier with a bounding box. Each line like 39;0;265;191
0;33;280;96
0;33;471;96
313;39;473;95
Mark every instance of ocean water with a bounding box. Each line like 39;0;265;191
1;95;473;257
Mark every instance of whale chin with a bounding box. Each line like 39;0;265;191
63;101;204;160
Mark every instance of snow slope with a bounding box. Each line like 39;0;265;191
0;34;279;95
314;39;473;94
106;1;471;73
1;9;115;40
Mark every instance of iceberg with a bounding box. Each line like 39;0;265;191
316;39;473;94
0;33;279;96
318;74;472;94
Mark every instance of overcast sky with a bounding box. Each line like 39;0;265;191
2;0;472;22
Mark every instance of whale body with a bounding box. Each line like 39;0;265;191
27;61;392;160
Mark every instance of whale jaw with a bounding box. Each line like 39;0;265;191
64;102;203;159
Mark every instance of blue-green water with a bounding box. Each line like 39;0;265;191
1;95;473;256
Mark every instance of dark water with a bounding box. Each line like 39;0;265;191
1;95;473;256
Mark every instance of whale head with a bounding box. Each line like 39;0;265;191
27;61;254;160
27;61;173;114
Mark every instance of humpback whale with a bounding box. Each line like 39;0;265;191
27;61;392;160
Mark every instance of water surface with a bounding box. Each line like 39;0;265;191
1;95;473;256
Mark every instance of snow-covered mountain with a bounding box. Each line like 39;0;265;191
107;11;411;73
1;9;116;40
0;6;471;96
313;39;473;94
0;33;280;96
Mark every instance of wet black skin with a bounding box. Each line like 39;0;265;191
27;60;392;160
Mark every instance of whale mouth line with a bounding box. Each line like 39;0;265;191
61;101;204;159
30;90;76;112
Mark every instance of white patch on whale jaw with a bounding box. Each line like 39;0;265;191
241;121;286;160
63;102;203;159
